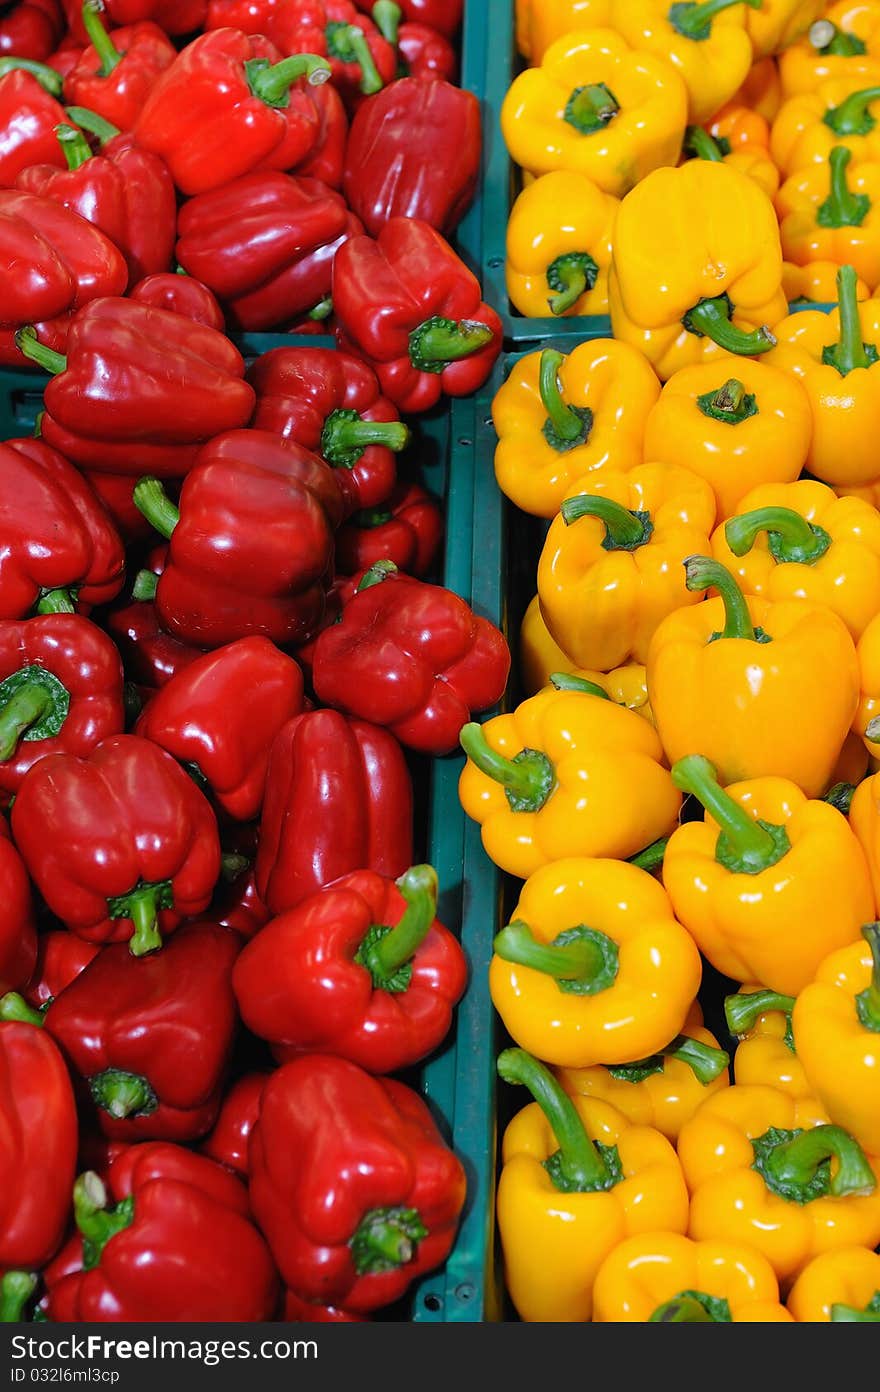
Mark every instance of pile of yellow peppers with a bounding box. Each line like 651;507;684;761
457;0;880;1324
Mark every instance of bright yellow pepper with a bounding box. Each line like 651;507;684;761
515;0;609;62
492;342;660;519
787;1246;880;1320
518;599;655;725
505;172;616;319
708;98;772;149
830;730;870;789
745;0;824;58
726;55;783;121
662;756;874;992
678;1084;880;1283
536;463;716;672
855;611;880;750
643;357;811;519
647;558;860;795
489;856;702;1069
710;479;880;641
771;78;880;177
766;265;880;489
778;1;880;100
850;768;880;907
609;161;787;381
496;1048;689;1322
684;124;780;197
726;986;832;1124
783;257;871;301
592;1232;793;1322
458;684;681;880
500;30;689;196
777;148;880;291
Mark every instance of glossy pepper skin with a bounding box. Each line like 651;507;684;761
63;6;175;131
200;1073;266;1178
500;29;687;196
685;123;780;200
335;481;442;578
255;709;413;916
394;0;460;35
788;1246;880;1321
45;1143;279;1322
490;857;701;1069
133;31;332;197
496;1049;689;1322
505;171;616;319
777;148;880;293
778;1;880;99
234;865;466;1073
458;683;681;880
747;0;824;57
22;930;99;1010
0;64;70;188
333;217;502;413
394;19;456;82
103;589;202;692
0;438;125;618
610;162;786;382
678;1085;880;1282
518;597;653;717
213;867;271;941
19;298;256;479
855;612;880;748
727;987;826;1118
134;431;344;650
783;256;871;304
0;821;36;998
537;462;716;672
249;1054;466;1313
12;734;221;956
849;770;880;908
592;1233;792;1323
343;77;479;236
128;272;225;332
771;78;880;178
62;1;209;38
0;614;124;795
647;557;860;795
0;1;64;59
663;757;873;995
492;342;660;519
312;563;510;756
516;0;607;60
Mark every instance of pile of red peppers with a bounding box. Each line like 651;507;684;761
0;0;506;1325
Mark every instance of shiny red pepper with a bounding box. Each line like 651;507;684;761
284;1289;366;1321
128;271;225;331
212;866;272;941
336;480;442;577
334;218;502;412
22;930;99;1009
62;0;209;39
0;438;125;618
344;78;478;235
0;614;124;795
81;471;154;543
0;1;63;59
44;1142;279;1321
103;585;203;690
0;820;37;997
135;637;305;821
46;40;86;81
249;1054;466;1313
255;708;413;916
295;77;347;188
313;562;510;755
11;733;221;956
201;1072;267;1177
248;345;409;511
234;865;466;1073
17;298;256;477
0;60;70;186
392;0;460;34
132;430;344;649
63;3;176;130
133;30;332;196
176;172;361;332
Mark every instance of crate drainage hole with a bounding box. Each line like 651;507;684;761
455;1284;475;1303
423;1293;443;1312
489;258;503;268
458;437;473;447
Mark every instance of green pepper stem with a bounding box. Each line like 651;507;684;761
309;295;333;321
14;327;66;375
649;1296;716;1322
564;82;619;134
0;57;63;95
629;837;669;873
819;146;870;228
725;989;796;1037
133;477;179;540
825;85;880;135
349;1207;427;1275
132;569;159;602
810;19;867;56
56;123;93;171
764;1125;876;1198
684;297;776;355
539;349;584;443
90;1068;156;1119
329;23;384;93
497;1048;614;1191
460;722;555;813
831;1300;880;1321
356;558;398;591
363;865;438;979
696;378;758;425
220;852;250;883
560;493;652;549
549;672;610;700
724;507;831;565
36;588;76;614
321;411;410;460
855;922;880;1032
0;681;54;761
73;1171;135;1271
669;0;761;41
82;0;123;76
685;125;725;161
494;919;608;986
683;556;756;639
546;253;598;315
108;881;171;956
0;992;44;1027
409;316;493;369
824;264;879;374
665;1034;730;1084
0;1272;37;1323
246;53;331;106
673;755;785;872
372;1;401;44
64;105;120;145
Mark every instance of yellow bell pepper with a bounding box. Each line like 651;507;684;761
662;756;874;992
536;462;716;672
505;172;616;319
515;0;609;62
787;1246;880;1320
771;78;880;177
685;124;780;197
783;257;871;302
777;148;880;291
458;684;681;880
496;1048;689;1322
490;856;702;1069
609;161;787;381
778;2;880;100
643;357;812;519
710;479;880;641
767;265;880;489
726;986;832;1124
592;1232;793;1322
726;55;783;121
518;598;655;725
829;730;870;789
745;0;825;58
708;98;771;149
850;768;880;908
647;558;860;795
492;343;660;519
500;30;689;196
855;611;880;751
678;1084;880;1283
793;924;880;1154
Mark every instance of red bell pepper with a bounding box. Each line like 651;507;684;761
370;4;456;80
344;78;476;235
132;430;344;649
255;708;413;916
249;1054;466;1312
0;60;69;186
336;479;442;576
234;864;466;1073
22;930;99;1009
333;218;502;412
0;0;63;59
0;438;125;618
103;581;203;690
17;298;256;477
16;114;176;286
82;470;163;543
392;0;460;34
0;190;128;366
201;1072;267;1177
128;271;225;331
0;1020;77;1296
133;30;332;196
0;614;124;795
62;0;209;39
63;3;176;131
44;1142;279;1321
213;866;271;940
47;39;86;81
11;733;221;956
313;561;510;755
135;637;305;821
295;77;347;188
0;820;37;997
284;1290;366;1321
176;172;361;332
248;345;409;511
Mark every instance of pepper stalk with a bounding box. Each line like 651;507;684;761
672;754;791;875
459;722;556;813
